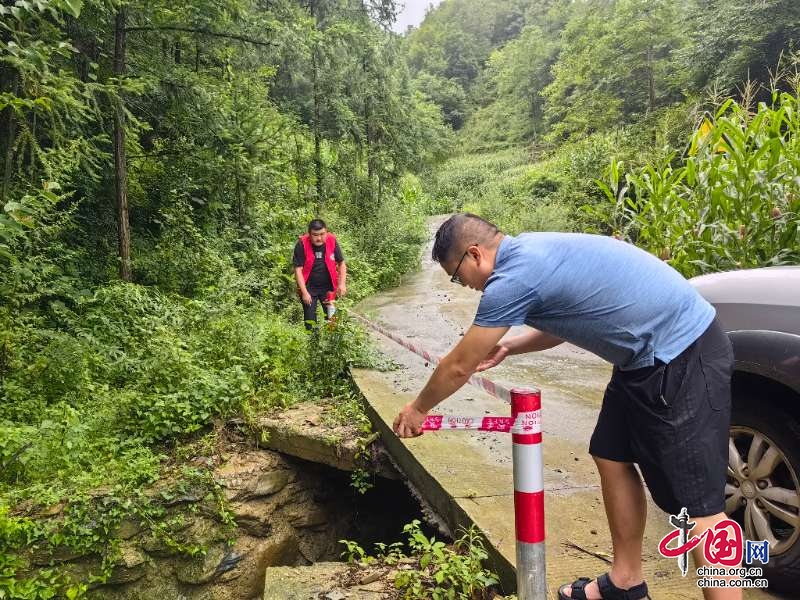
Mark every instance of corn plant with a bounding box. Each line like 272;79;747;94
592;89;800;277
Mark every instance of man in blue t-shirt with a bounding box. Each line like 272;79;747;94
393;214;737;600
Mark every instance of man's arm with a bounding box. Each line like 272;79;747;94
476;328;564;371
336;261;347;296
503;328;564;355
394;324;509;437
294;267;312;305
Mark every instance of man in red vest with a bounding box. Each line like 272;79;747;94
293;219;347;329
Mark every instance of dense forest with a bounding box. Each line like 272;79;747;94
410;0;800;273
1;0;799;596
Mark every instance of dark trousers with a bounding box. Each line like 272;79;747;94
301;292;332;330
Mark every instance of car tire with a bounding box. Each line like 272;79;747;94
727;398;800;590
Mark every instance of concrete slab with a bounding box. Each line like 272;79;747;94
254;401;397;478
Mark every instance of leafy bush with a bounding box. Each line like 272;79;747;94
0;276;376;595
340;520;499;600
426;149;530;213
427;148;575;233
0;277;373;496
134;230;234;297
428;103;706;237
331;176;428;298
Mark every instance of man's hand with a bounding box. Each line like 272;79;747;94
393;402;427;438
476;344;509;372
301;291;312;305
337;283;347;297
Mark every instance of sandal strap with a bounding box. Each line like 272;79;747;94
597;573;649;600
561;577;592;600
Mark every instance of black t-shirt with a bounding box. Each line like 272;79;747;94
293;239;344;295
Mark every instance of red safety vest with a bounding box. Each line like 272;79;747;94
300;233;338;290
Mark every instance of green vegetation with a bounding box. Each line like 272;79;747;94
340;520;499;599
592;88;800;276
409;0;799;257
3;0;800;595
0;0;441;596
408;0;800;145
426;132;647;234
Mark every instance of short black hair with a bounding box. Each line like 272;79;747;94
308;219;327;232
431;213;500;263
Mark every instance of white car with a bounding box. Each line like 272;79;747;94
691;267;800;590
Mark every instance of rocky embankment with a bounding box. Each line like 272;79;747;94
21;401;402;600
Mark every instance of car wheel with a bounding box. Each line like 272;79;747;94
727;400;800;590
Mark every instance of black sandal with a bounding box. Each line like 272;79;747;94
557;573;650;600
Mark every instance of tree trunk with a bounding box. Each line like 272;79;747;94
363;55;374;207
312;46;323;209
235;157;245;227
1;71;18;207
29;114;36;175
310;0;323;211
1;112;15;206
293;134;304;205
114;8;132;282
647;46;655;114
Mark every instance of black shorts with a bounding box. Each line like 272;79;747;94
589;318;733;517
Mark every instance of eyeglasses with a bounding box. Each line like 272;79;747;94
450;245;476;285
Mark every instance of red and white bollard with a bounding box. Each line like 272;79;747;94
511;387;546;599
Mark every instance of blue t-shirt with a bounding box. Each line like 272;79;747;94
474;233;715;370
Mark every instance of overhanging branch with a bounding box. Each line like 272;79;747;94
125;26;278;47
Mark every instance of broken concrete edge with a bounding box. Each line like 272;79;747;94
253;418;400;480
356;388;517;595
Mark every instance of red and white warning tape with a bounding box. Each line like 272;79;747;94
350;312;512;404
421;411;541;434
351;310;546;596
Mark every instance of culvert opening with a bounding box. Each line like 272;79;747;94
281;455;446;565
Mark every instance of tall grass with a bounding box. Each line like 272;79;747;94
424;129;652;234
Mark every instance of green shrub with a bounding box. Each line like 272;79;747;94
0;275;373;497
340;520;499;600
331;178;428;298
426;149;530;213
